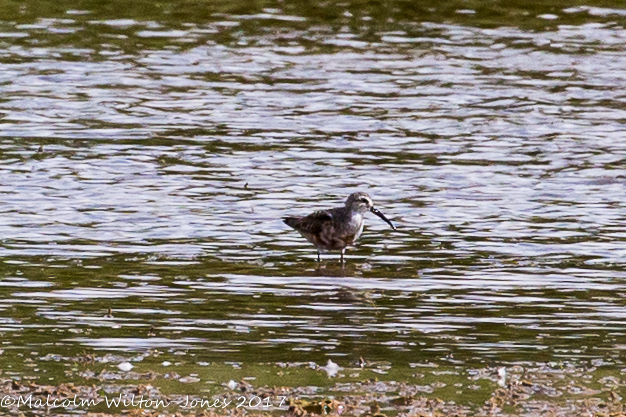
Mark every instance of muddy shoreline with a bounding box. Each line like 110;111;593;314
2;358;625;416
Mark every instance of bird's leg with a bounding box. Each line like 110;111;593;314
340;248;345;264
317;250;321;262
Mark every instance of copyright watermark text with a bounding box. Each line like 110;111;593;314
0;394;288;410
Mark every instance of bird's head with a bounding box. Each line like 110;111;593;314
345;192;395;230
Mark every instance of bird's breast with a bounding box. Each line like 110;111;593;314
344;213;364;242
354;220;365;241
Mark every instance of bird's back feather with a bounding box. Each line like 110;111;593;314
283;210;333;234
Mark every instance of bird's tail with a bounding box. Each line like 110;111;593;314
283;217;300;228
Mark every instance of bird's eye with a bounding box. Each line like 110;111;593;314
360;198;369;204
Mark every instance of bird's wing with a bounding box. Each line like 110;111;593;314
292;210;334;234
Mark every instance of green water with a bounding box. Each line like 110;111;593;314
1;0;626;414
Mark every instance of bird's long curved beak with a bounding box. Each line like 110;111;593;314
370;207;396;230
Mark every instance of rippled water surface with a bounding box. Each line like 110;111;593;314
2;0;626;387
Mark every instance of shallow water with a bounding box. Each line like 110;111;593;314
1;0;626;388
